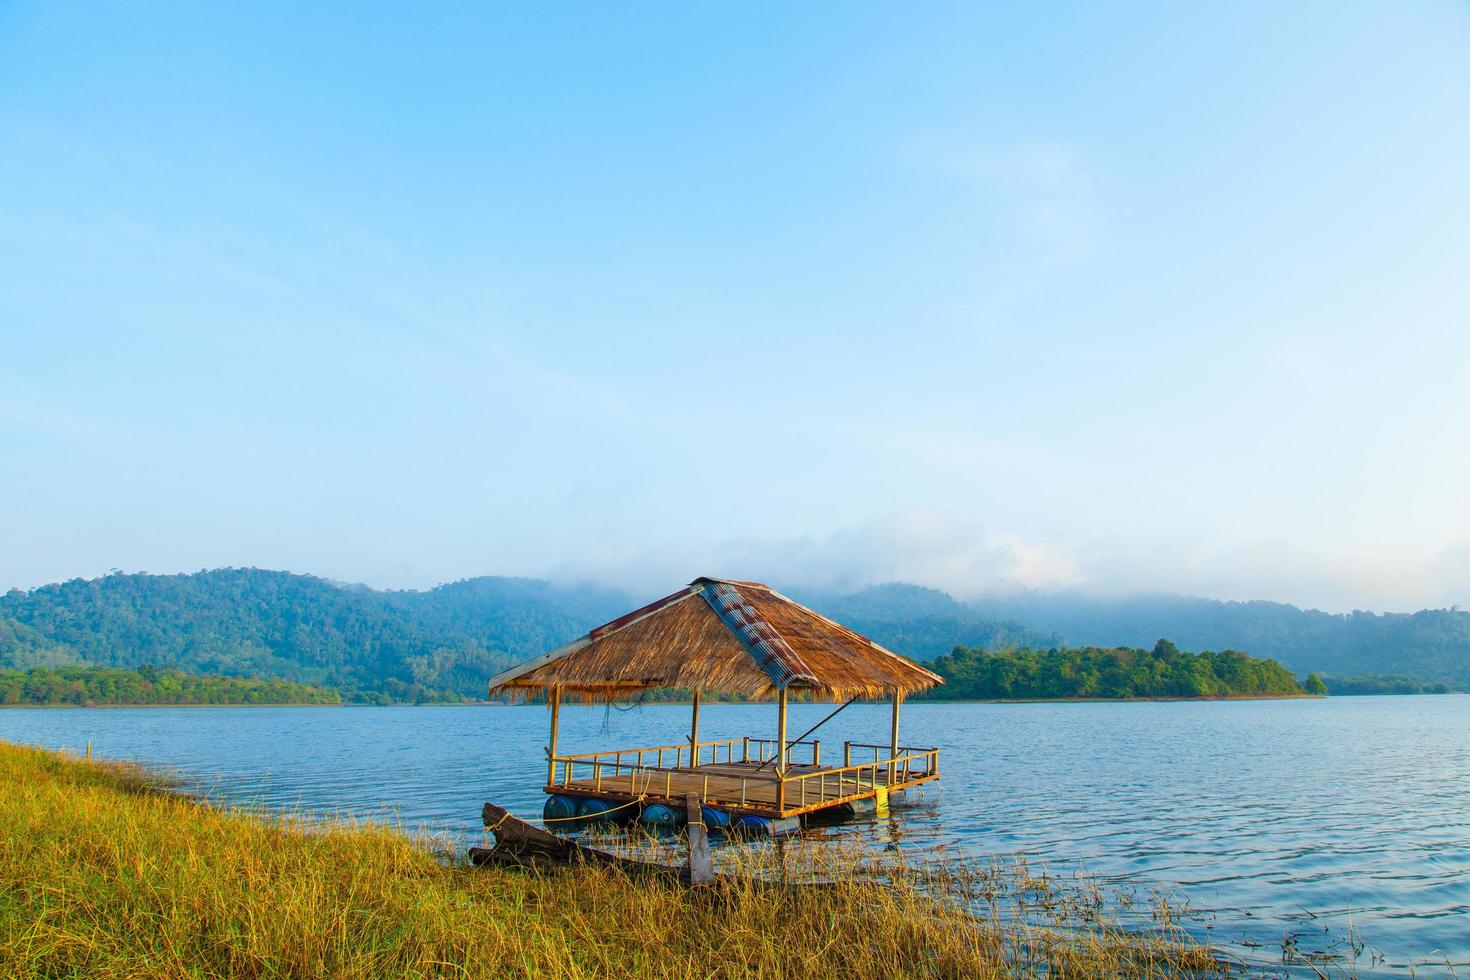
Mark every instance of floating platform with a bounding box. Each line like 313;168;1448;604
483;577;947;839
543;735;939;834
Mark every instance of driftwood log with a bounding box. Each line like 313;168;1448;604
471;802;717;884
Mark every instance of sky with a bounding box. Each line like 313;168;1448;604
3;3;1469;612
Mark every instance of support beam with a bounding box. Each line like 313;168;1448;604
689;689;702;767
546;686;561;788
777;688;789;771
888;691;903;785
776;687;789;811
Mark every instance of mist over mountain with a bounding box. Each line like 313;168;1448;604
1;569;1466;699
784;582;1061;660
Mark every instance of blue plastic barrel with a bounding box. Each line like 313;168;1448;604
732;814;771;836
732;814;800;838
639;803;684;829
577;798;617;823
543;794;580;826
700;805;731;831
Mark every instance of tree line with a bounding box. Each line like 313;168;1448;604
0;665;341;707
920;640;1311;700
1316;674;1450;695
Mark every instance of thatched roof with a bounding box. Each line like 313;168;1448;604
486;577;943;703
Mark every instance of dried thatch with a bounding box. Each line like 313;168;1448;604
487;577;943;703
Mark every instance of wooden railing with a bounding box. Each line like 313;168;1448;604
780;748;940;810
545;736;940;815
552;736;822;773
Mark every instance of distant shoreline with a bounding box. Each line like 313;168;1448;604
924;693;1324;704
18;692;1467;710
0;702;349;710
477;693;1332;707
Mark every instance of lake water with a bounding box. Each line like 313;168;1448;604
2;696;1467;975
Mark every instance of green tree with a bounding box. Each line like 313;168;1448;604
1303;673;1328;695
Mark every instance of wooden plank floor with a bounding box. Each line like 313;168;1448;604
552;760;933;817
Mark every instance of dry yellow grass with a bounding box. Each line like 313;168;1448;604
0;741;1222;978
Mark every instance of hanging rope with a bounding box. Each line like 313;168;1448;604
487;793;650;832
601;689;651;734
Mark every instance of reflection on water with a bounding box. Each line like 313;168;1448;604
2;696;1466;975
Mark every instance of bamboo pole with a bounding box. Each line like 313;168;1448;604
690;689;702;768
546;686;561;787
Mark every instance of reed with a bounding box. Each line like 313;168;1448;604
0;741;1222;978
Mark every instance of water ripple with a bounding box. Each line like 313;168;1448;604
2;696;1467;975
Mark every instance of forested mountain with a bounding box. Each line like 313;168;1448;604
0;569;629;702
922;640;1306;700
0;572;1061;702
2;570;1466;700
968;592;1470;688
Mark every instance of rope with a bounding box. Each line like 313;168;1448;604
602;691;650;733
536;794;649;824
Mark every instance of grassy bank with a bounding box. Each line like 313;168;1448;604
0;742;1219;978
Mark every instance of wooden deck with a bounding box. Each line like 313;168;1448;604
546;736;940;820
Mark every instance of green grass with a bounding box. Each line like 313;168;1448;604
0;741;1223;978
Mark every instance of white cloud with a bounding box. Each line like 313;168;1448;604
549;507;1080;600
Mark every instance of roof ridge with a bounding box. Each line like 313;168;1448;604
697;580;818;691
689;575;770;590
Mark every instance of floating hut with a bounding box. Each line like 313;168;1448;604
486;577;944;835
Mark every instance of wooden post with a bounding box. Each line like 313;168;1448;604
888;691;903;785
546;686;561;788
684;793;714;885
776;687;789;812
776;688;789;772
689;689;702;767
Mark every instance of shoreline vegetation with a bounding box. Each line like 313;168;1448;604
0;665;340;707
0;741;1227;978
920;640;1314;701
1;659;1453;708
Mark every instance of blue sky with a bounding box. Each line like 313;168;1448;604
3;3;1469;611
